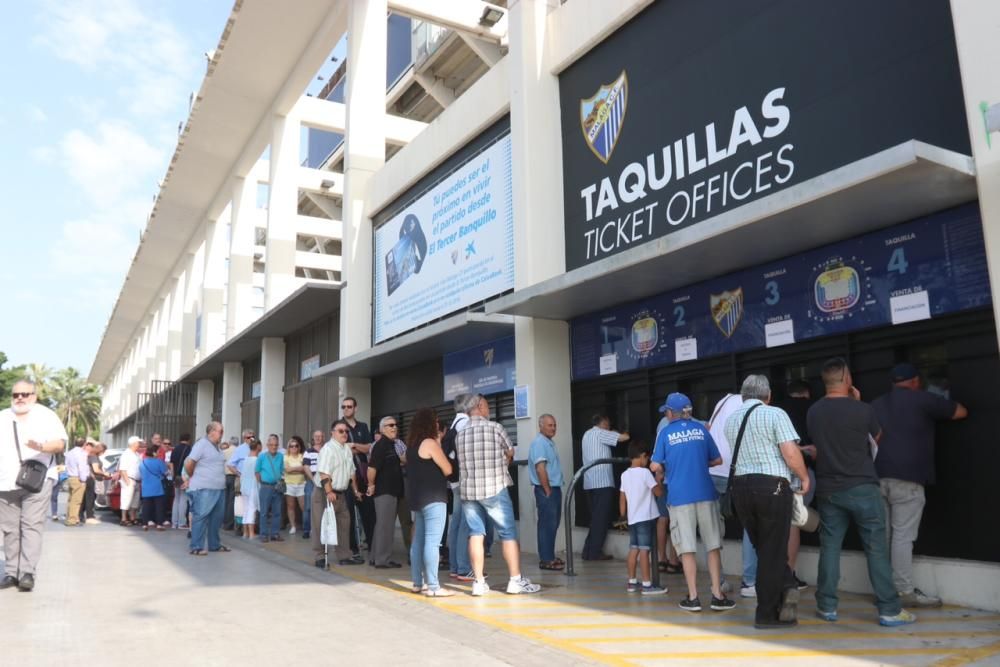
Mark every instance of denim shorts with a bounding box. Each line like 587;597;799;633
462;489;517;541
628;518;656;550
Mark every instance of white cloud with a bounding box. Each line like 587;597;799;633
60;122;163;204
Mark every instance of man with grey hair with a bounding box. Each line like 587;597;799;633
225;429;254;534
528;413;563;570
0;379;67;591
724;374;809;629
367;415;406;568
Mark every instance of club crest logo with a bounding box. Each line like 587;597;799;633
631;315;659;355
580;70;628;163
814;265;861;313
483;347;495;367
710;288;744;339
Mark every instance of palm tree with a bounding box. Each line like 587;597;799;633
49;368;102;441
24;363;52;405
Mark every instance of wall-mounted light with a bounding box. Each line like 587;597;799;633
320;179;336;189
479;6;504;27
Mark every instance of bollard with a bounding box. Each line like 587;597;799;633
562;457;630;577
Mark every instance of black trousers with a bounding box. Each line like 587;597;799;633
346;491;376;552
223;475;237;530
141;495;167;525
732;474;796;623
582;487;616;560
79;477;96;521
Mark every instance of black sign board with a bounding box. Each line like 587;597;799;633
559;0;970;271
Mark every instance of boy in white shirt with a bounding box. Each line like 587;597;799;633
619;441;666;595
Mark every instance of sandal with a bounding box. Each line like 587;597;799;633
659;561;683;574
189;549;208;556
539;560;564;571
424;588;455;597
210;545;232;553
411;585;428;594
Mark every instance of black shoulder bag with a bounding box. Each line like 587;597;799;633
718;403;761;519
12;422;50;494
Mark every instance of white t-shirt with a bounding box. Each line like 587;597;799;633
119;448;141;478
620;467;659;525
707;394;742;478
0;405;68;491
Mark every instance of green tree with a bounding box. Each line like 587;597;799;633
0;352;27;410
49;368;102;440
24;363;53;406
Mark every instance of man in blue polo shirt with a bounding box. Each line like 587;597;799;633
651;393;734;613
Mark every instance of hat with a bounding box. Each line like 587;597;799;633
658;392;692;414
890;363;919;383
127;435;143;446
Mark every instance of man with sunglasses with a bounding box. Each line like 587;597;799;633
0;380;68;592
313;420;362;568
341;397;374;559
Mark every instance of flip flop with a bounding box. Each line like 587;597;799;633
424;588;455;597
659;561;683;574
539;560;564;571
189;549;208;556
210;545;232;553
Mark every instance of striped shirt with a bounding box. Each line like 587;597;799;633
581;426;620;490
724;399;799;480
456;416;514;501
317;439;356;491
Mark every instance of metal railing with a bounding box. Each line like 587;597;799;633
563;457;631;577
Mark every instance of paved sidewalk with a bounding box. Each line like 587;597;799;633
0;513;593;667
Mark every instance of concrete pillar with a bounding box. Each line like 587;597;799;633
338;0;387;419
508;0;572;556
167;276;185;380
201;217;228;355
195;380;215;440
951;1;1000;348
265;113;301;309
228;170;258;336
221;362;244;442
259;337;286;440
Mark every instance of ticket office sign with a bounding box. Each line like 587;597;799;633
570;204;990;380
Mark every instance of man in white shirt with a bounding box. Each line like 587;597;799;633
581;413;629;561
0;379;68;592
118;436;143;526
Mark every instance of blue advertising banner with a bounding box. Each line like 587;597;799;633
444;336;516;400
571;204;991;380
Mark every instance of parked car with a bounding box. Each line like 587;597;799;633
96;459;120;511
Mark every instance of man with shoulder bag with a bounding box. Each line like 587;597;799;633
0;380;68;592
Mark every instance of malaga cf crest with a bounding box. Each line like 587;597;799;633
580;70;629;163
710;288;744;339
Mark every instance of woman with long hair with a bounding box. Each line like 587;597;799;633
406;408;453;596
284;436;307;534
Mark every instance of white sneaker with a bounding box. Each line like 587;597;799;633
506;576;541;595
472;580;490;596
289;526;296;535
901;589;942;608
740;583;757;598
85;518;100;525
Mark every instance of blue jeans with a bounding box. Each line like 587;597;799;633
302;480;314;534
462;489;517;541
448;492;470;574
816;483;901;616
188;488;224;551
258;484;282;538
411;502;447;590
534;485;562;562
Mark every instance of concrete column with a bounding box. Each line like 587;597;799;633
228;169;258;336
195;380;215;440
951;1;1000;348
508;0;572;556
338;0;387;415
259;337;287;440
265;113;301;309
167;276;185;380
201;217;228;354
221;362;244;442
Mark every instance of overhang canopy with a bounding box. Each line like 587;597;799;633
181;282;343;383
314;311;514;379
89;0;346;385
488;141;978;321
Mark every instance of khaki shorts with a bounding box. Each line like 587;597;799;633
668;500;723;555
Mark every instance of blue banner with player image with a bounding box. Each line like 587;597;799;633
571;204;991;380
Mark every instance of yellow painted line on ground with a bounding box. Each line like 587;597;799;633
526;614;1000;630
930;638;1000;666
577;629;1000;644
618;646;962;660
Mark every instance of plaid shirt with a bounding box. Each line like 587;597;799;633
724;399;799;480
455;416;513;501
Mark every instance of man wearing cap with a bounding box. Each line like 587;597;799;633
872;363;967;608
651;393;734;612
119;436;143;526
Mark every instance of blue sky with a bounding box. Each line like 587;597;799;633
0;1;234;376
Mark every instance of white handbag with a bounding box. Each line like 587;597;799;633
791;493;819;532
321;501;338;546
234;495;245;518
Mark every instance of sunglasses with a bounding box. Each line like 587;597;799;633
333;428;349;434
341;404;355;409
12;392;34;399
384;424;398;428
